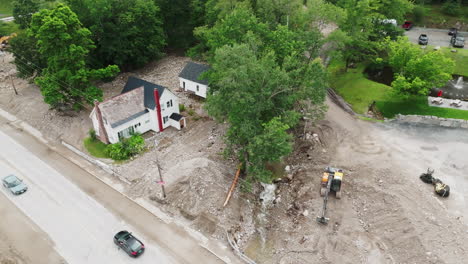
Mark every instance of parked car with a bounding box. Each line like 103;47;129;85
451;35;465;48
418;34;428;45
402;21;413;30
114;231;145;257
2;174;28;195
448;27;458;36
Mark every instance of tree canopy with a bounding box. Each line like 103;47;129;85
385;37;454;97
29;4;119;110
67;0;166;69
12;0;39;29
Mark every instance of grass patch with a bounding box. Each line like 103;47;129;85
0;21;20;35
0;0;13;18
329;56;468;120
439;47;468;76
412;4;468;29
377;96;468;120
357;116;384;123
84;137;109;158
329;62;393;114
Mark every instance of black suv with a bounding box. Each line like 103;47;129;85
448;28;458;36
114;231;145;257
418;34;428;45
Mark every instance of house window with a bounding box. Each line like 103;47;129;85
134;122;141;128
196;85;199;92
145;120;150;124
163;116;169;124
118;126;135;139
183;82;185;89
167;100;173;108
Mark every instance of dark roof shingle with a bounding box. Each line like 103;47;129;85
121;76;166;110
178;62;210;85
170;112;184;121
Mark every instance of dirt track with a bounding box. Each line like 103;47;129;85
1;52;468;263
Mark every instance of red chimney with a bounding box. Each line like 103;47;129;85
153;89;164;132
94;101;110;144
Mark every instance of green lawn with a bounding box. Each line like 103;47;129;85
329;61;393;114
84;137;109;158
412;4;468;30
0;0;13;18
0;21;19;35
440;47;468;77
377;96;468;120
329;54;468;119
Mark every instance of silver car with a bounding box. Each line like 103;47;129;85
2;174;28;195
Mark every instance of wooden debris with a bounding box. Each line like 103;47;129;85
223;164;242;207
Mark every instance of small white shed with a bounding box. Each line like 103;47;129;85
178;62;210;98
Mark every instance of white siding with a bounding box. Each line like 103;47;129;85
179;77;208;98
107;112;153;144
90;89;184;144
159;91;180;130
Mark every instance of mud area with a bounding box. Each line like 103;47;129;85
1;52;468;263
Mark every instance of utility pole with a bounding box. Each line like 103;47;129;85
156;159;166;199
9;75;18;95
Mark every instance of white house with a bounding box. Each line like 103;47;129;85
178;62;210;98
90;76;185;144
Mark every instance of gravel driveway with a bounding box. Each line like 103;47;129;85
405;27;467;49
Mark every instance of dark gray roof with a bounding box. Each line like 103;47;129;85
122;76;166;110
111;109;149;128
170;112;184;121
178;62;210;85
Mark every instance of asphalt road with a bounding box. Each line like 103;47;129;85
0;193;65;264
405;27;467;49
0;117;230;264
0;16;14;22
0;130;177;263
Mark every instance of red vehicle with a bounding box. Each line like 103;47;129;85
402;21;413;30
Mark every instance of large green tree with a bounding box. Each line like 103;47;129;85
12;0;39;29
29;4;119;110
190;2;269;58
67;0;166;69
386;37;454;97
206;44;327;185
9;32;46;78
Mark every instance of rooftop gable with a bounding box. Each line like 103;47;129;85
122;76;167;110
178;62;210;85
99;87;146;128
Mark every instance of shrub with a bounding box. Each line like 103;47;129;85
188;108;195;116
105;142;128;160
442;0;461;16
88;129;97;141
179;103;186;112
105;134;145;160
412;5;427;24
124;134;145;156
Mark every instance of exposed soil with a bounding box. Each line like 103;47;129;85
1;52;467;264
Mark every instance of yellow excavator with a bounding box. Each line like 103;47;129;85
0;33;17;50
317;167;344;224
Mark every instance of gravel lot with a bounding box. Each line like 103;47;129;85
405;27;467;49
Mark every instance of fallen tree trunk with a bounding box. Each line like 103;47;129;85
223;164;242;207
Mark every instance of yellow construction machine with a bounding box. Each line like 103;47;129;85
0;33;17;50
317;167;344;224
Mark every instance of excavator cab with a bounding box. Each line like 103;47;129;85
320;167;343;198
317;167;344;224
